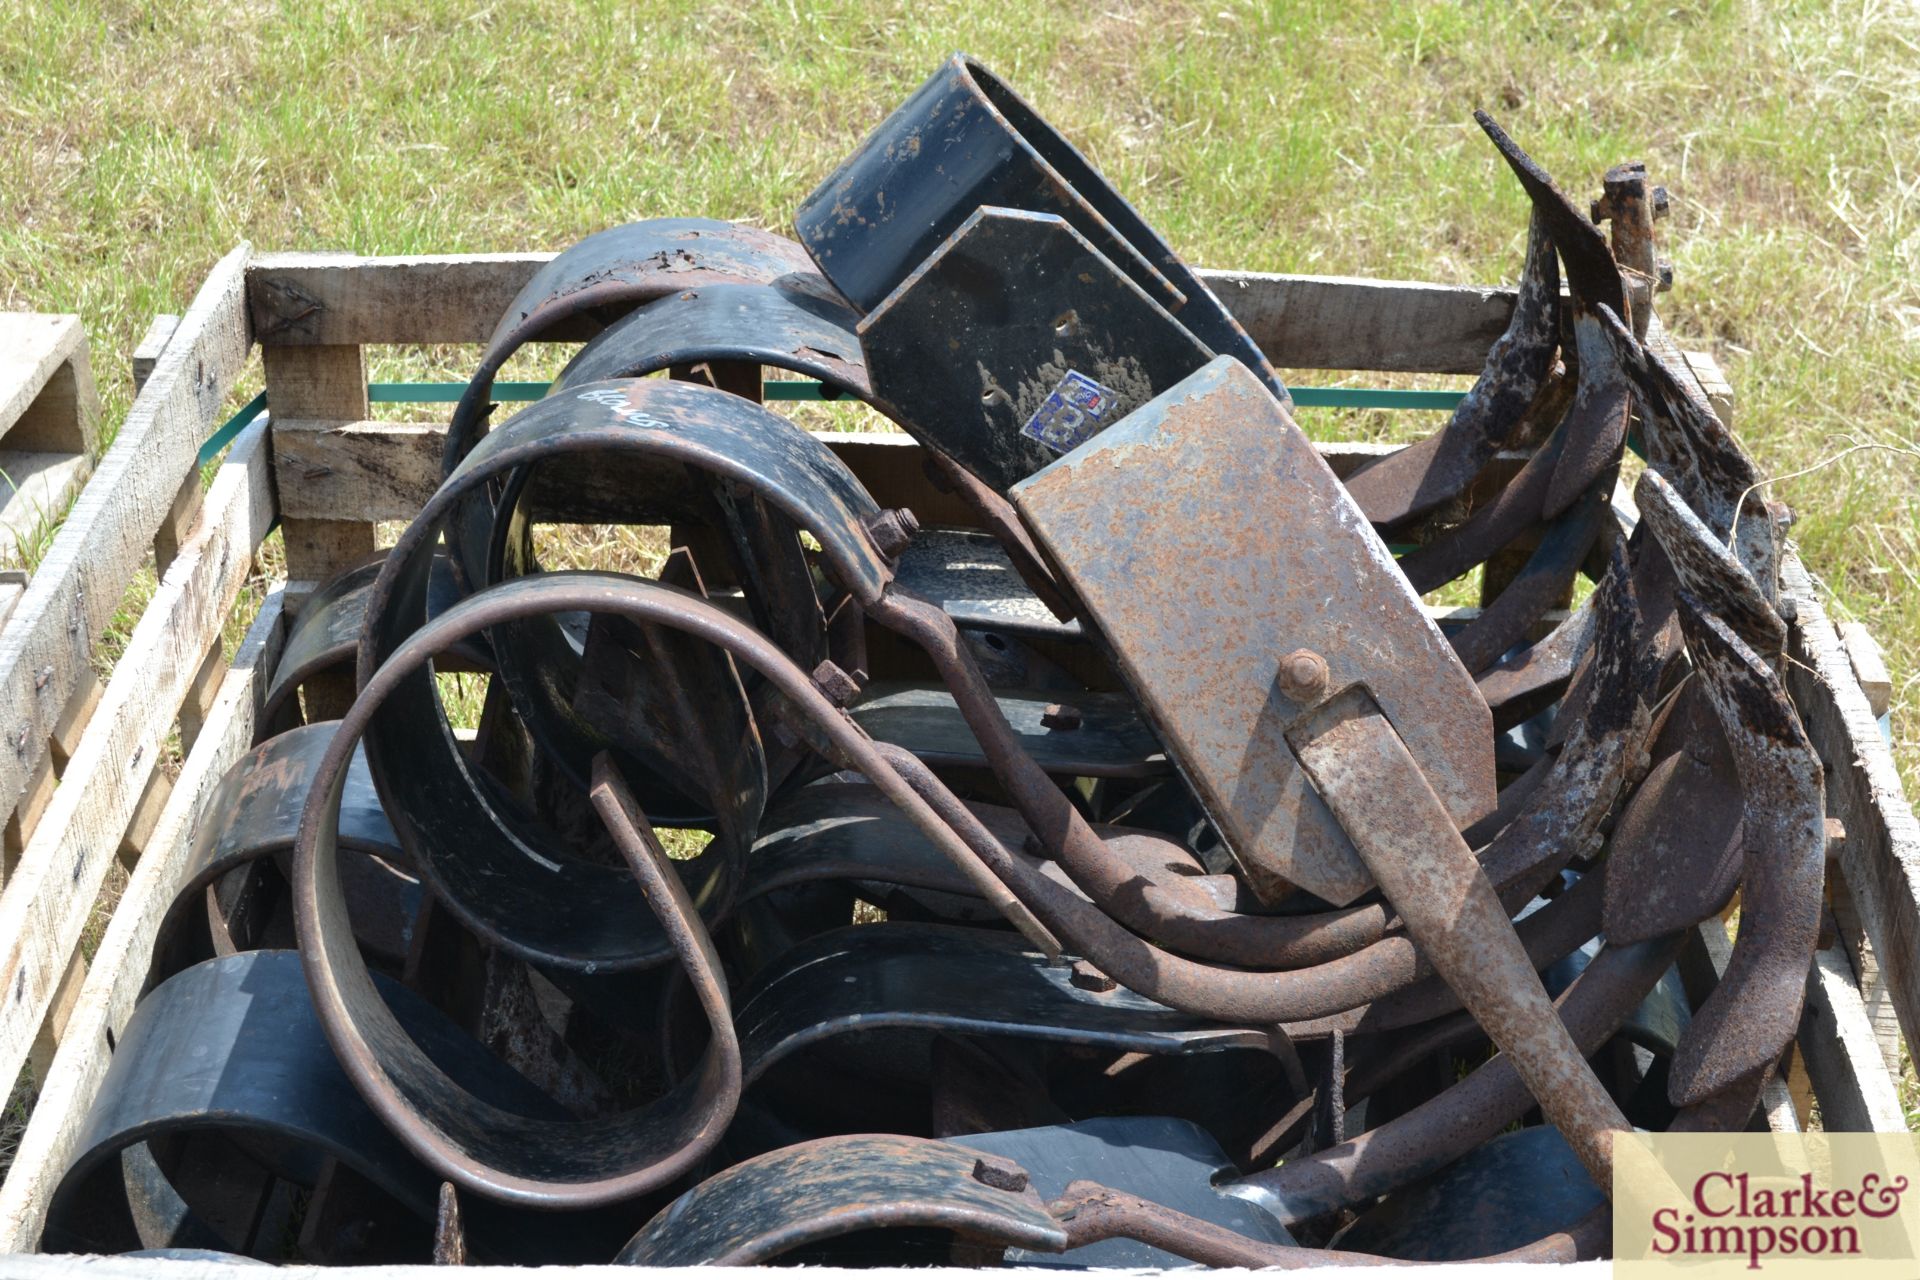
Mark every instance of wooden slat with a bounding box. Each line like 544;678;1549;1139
269;418;1432;528
1781;549;1920;1087
1207;270;1514;373
1799;945;1911;1131
1839;620;1894;719
246;251;1518;374
0;590;285;1252
1829;858;1909;1081
0;314;101;455
0;451;92;566
0;419;273;1111
0;244;251;828
130;314;181;395
265;344;377;594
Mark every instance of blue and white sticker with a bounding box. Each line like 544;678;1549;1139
1020;370;1119;455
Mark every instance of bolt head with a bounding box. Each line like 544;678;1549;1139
811;659;861;707
971;1155;1030;1192
1652;185;1671;218
1278;648;1330;703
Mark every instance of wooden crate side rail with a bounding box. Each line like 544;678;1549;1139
0;245;252;827
1782;550;1920;1079
247;252;1517;375
0;418;274;1114
0;589;286;1251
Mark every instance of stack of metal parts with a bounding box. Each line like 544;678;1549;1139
45;55;1818;1268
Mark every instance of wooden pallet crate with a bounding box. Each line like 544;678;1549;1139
0;243;1912;1272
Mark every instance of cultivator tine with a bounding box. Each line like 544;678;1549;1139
1667;598;1826;1106
1346;208;1560;530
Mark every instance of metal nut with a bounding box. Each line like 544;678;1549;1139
811;659;862;707
1277;648;1330;703
1652;185;1671;218
865;507;920;558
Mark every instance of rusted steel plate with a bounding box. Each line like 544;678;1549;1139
1010;356;1494;905
858;206;1213;494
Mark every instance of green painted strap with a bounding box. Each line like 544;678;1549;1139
196;391;269;466
361;381;1465;409
1288;387;1464;410
368;381;549;404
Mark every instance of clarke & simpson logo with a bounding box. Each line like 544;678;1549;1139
1648;1169;1907;1269
1616;1133;1920;1278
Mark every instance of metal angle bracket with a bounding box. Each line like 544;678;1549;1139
1010;356;1495;905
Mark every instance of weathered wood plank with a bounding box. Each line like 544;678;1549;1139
1799;946;1910;1131
1207;270;1514;373
0;244;251;828
0;591;285;1252
0;419;273;1114
1839;620;1894;720
0;314;101;456
265;344;378;593
0;450;92;566
269;418;1445;528
130;314;181;395
1781;549;1920;1084
246;251;1517;374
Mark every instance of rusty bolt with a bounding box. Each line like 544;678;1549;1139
1278;648;1330;703
866;507;920;558
971;1154;1030;1193
1589;197;1609;225
1656;260;1674;292
1069;960;1116;993
1040;702;1082;731
810;659;861;708
1652;185;1671;219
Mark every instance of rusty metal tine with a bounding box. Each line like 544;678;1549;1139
1449;478;1609;674
1603;689;1744;946
1230;933;1682;1225
1474;111;1625;324
1667;597;1825;1106
1346;208;1560;530
1591;303;1781;597
1476;595;1596;728
1287;688;1631;1192
1052;1181;1609;1267
1636;468;1785;656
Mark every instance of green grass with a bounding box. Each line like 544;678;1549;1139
2;0;1912;789
1;0;1916;1129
